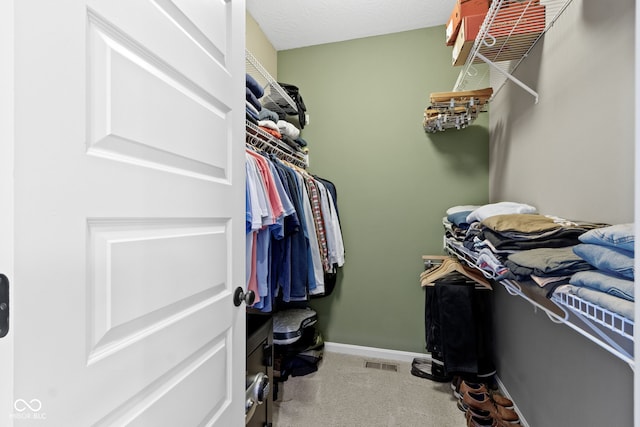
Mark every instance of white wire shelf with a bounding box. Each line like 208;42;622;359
246;49;297;115
444;236;634;367
245;121;308;168
453;0;575;103
444;238;502;280
552;292;634;340
245;50;307;168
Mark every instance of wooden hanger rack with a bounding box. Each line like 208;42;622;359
420;255;492;290
423;88;493;133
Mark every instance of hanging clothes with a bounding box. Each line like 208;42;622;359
245;148;345;312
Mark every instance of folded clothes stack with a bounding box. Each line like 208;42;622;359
246;73;309;154
246;74;264;122
556;223;635;320
443;201;634;321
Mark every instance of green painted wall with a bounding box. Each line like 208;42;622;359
277;27;489;353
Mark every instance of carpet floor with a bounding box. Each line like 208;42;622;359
272;351;465;427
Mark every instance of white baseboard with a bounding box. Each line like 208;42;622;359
324;341;429;363
494;375;530;427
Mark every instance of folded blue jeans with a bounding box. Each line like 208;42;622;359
573;243;634;280
570;270;634;301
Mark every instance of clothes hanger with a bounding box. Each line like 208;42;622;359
420;257;458;284
420;256;491;289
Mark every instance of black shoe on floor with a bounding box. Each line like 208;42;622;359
410;358;452;382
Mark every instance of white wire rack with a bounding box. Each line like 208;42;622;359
245;121;308;168
444;238;502;280
246;49;297;115
453;0;575;103
552;292;634;340
444;237;634;368
245;50;307;167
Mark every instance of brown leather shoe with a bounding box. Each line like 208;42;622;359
463;391;520;423
459;381;513;408
467;415;494;427
490;391;514;409
459;381;489;399
466;409;493;427
492;418;521;427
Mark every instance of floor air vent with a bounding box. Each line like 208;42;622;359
364;361;398;372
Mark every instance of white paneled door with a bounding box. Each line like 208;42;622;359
1;0;246;425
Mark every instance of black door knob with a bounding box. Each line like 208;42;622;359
233;287;255;307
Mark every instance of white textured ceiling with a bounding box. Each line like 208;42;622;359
246;0;455;51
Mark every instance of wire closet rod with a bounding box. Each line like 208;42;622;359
246;121;307;168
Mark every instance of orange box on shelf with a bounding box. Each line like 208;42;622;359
452;13;486;66
485;2;546;38
477;3;546;62
446;0;490;46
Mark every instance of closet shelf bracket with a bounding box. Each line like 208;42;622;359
552;293;634;368
561;302;634;369
474;52;539;104
452;0;575;103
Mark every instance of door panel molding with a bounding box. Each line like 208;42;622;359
87;14;231;182
93;335;231;426
86;217;230;365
